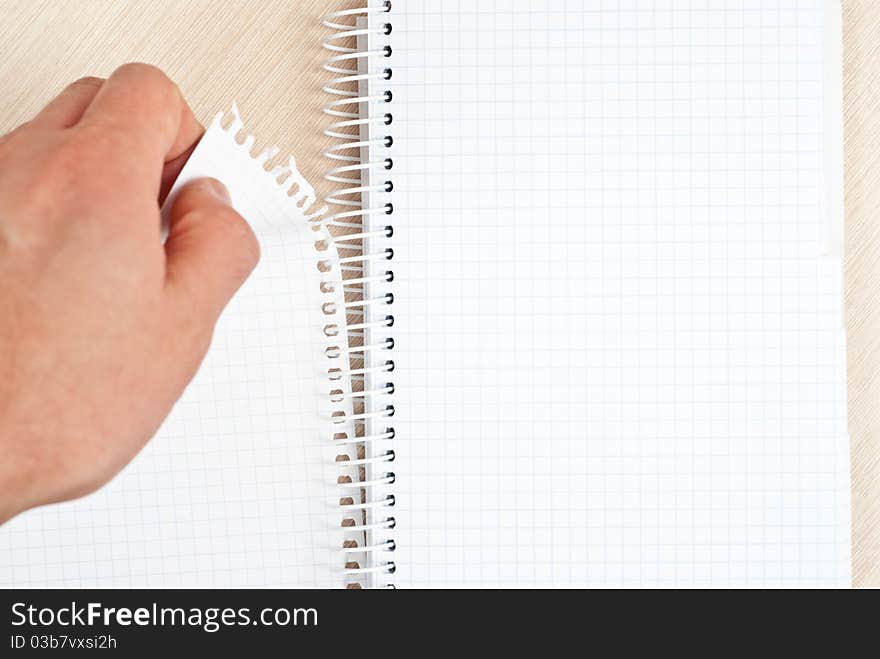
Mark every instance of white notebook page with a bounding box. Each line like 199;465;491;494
382;1;849;586
0;110;349;587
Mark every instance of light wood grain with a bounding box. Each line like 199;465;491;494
842;0;880;588
0;0;876;586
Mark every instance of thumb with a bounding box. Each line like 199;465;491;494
164;177;260;325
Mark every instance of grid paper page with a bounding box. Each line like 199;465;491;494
0;110;348;587
380;0;850;587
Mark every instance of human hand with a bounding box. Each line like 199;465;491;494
0;63;260;523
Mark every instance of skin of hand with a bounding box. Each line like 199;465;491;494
0;63;260;524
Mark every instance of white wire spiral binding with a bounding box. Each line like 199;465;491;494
322;0;395;588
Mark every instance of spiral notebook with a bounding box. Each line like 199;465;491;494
327;0;850;587
1;0;850;589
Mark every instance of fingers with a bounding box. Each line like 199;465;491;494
30;77;104;129
159;140;199;204
163;178;260;334
80;63;203;181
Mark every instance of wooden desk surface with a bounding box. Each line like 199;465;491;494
0;0;877;586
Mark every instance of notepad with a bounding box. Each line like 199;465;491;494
1;0;851;589
333;0;850;587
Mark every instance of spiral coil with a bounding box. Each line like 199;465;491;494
322;0;395;588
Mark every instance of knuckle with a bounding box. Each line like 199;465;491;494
114;62;177;99
26;140;79;187
44;131;104;182
67;76;103;92
110;63;182;134
114;61;162;79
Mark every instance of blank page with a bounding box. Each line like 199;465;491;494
0;109;349;587
381;1;849;586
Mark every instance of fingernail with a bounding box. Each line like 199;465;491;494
202;178;231;204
